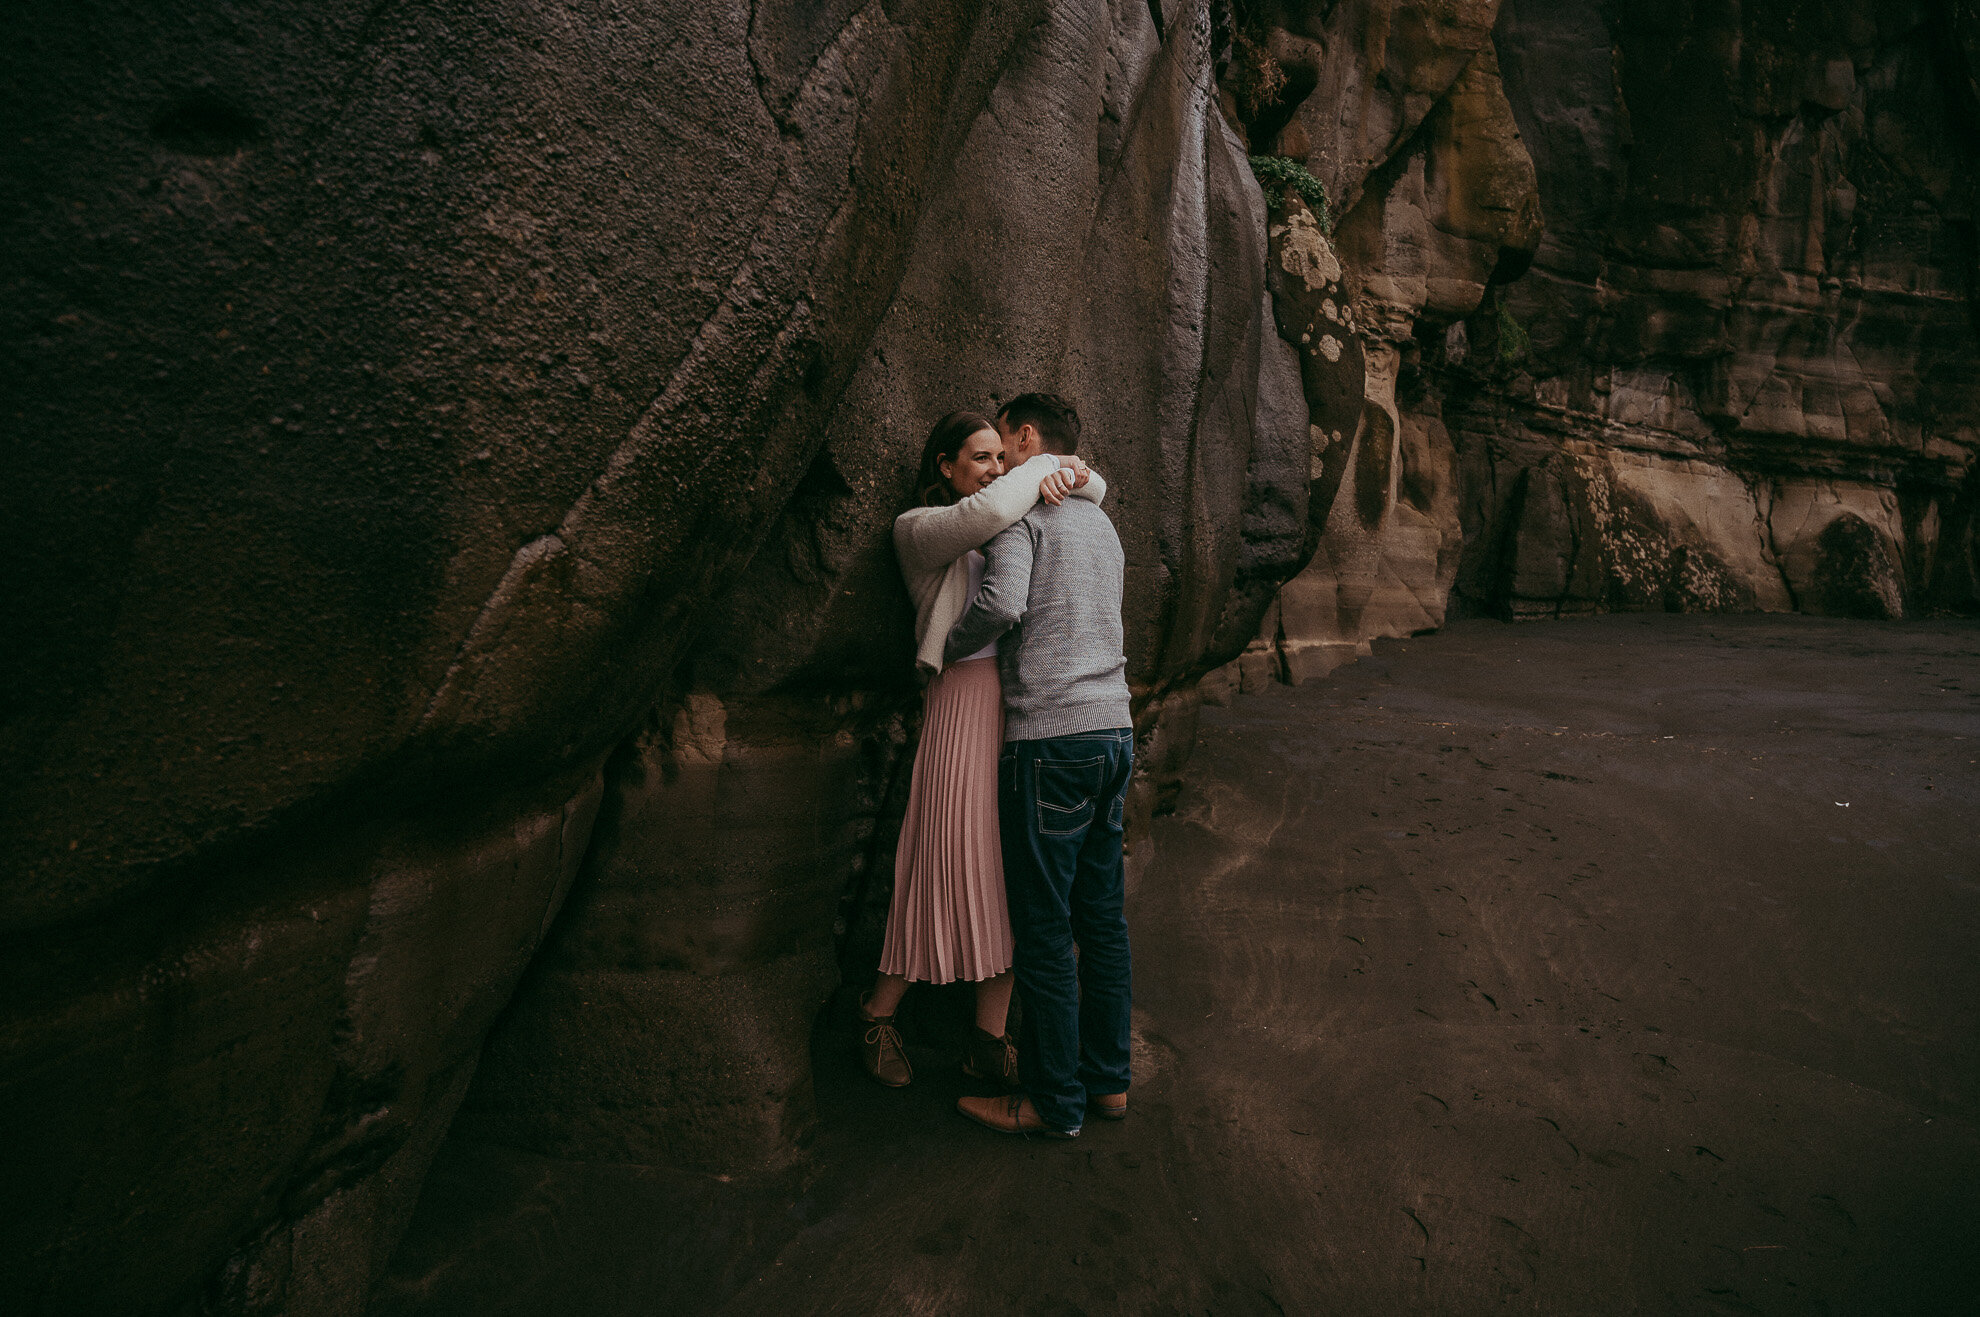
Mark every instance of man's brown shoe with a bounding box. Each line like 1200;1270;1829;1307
957;1093;1078;1138
961;1028;1019;1088
1089;1092;1128;1120
857;997;912;1088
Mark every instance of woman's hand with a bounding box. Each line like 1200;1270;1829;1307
1062;456;1092;489
1038;468;1076;505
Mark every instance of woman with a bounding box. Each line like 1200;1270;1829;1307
857;409;1105;1088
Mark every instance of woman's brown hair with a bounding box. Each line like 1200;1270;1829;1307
912;410;997;508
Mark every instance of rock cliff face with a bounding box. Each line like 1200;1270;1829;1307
451;0;1313;1179
3;1;1977;1313
3;1;1310;1311
1228;0;1980;692
1213;0;1545;685
1;0;1072;1309
1456;0;1980;623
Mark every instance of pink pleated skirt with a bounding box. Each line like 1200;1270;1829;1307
878;657;1014;983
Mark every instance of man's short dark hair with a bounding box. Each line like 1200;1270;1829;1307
997;392;1082;455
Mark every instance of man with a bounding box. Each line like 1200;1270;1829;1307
944;392;1134;1138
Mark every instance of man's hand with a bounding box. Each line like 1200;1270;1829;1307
1039;468;1076;505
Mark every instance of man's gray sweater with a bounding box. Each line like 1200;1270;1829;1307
943;497;1132;741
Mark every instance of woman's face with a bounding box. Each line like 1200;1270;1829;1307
939;428;1005;497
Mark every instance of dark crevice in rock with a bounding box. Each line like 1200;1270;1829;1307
1812;514;1905;619
149;91;262;156
1763;487;1806;615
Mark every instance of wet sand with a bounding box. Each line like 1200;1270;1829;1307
375;615;1980;1314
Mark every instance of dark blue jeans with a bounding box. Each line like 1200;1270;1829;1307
999;728;1135;1132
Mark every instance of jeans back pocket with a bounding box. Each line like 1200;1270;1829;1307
1034;754;1104;837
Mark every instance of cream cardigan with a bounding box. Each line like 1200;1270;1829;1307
894;454;1108;678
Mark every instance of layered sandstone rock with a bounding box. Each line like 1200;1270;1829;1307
1454;0;1980;622
1225;0;1979;695
1213;0;1542;687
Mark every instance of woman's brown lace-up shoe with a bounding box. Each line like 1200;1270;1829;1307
961;1027;1019;1088
857;996;912;1088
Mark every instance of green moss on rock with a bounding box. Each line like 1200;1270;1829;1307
1248;155;1332;232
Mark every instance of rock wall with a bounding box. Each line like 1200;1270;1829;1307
1211;0;1545;688
1;0;1070;1310
1455;0;1980;623
455;0;1315;1178
1222;0;1980;694
2;1;1315;1311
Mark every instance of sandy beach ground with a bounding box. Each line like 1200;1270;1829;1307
376;614;1980;1314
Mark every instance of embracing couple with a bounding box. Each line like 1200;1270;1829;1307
857;392;1132;1140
